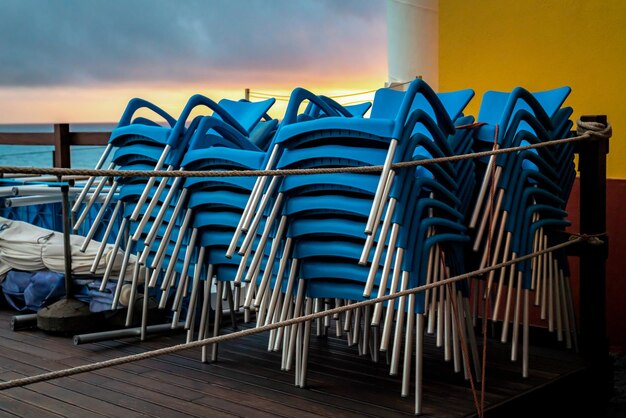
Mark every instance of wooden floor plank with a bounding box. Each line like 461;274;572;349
0;391;64;418
0;309;586;418
0;371;108;418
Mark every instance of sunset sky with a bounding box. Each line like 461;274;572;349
0;0;388;124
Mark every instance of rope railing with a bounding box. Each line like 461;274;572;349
0;233;597;391
248;80;413;101
0;120;612;179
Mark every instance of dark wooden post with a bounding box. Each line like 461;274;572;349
53;123;71;168
577;115;611;401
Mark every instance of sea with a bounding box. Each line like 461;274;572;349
0;123;117;168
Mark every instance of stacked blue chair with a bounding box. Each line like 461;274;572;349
153;90;362;361
230;79;481;414
116;96;277;331
468;86;577;377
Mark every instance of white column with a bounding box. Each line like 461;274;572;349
386;0;439;90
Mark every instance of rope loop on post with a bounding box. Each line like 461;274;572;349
577;119;612;140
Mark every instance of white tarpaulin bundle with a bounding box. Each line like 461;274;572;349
0;216;136;282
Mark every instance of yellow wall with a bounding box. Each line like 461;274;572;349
439;0;626;178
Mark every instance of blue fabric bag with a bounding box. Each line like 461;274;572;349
1;270;65;312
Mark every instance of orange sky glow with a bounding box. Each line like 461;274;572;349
0;73;385;125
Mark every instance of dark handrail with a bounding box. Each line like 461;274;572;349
0;123;110;168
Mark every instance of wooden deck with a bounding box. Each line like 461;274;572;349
0;309;591;417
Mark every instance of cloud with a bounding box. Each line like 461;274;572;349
0;0;386;87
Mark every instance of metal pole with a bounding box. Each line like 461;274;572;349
73;322;186;345
10;314;38;331
60;183;73;298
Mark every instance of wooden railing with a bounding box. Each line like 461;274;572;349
0;123;110;168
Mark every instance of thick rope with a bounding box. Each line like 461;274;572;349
0;121;611;179
577;119;612;138
0;235;591;391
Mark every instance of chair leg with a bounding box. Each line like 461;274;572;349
334;299;343;338
102;217;128;287
210;281;223;362
511;272;522;362
381;249;404;352
415;313;425;415
401;294;416;398
371;325;379;363
140;268;150;341
427;247;440;335
373;224;400;325
198;270;213;341
144;178;184;250
267;293;283;351
553;258;563;341
540;236;549;319
92;200;122;276
444;283;452;362
362;305;371;357
450;288;469;380
226;282;237;330
493;233;512;322
200;284;212;363
472;279;480;327
523;288;530;378
547;248;554;332
323;299;331;331
273;295;286;352
534;231;544;306
278;258;299;324
124;259;141;326
113;237;133;309
286;279;305;371
263;238;292;326
72;152;113;215
530;224;541;291
185;248;206;331
390;271;409;376
78;178;118;248
485;209;507;295
238;179;281;255
501;255;517;343
352;307;361;348
171;227;198;314
462;294;482;382
451;286;462;373
300;297;313;388
280;303;294;369
437;267;445;348
159;271;174;309
131;174;171;241
295;320;302;386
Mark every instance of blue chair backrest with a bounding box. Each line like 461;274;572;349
215;98;275;133
370;88;405;119
478;86;571;125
